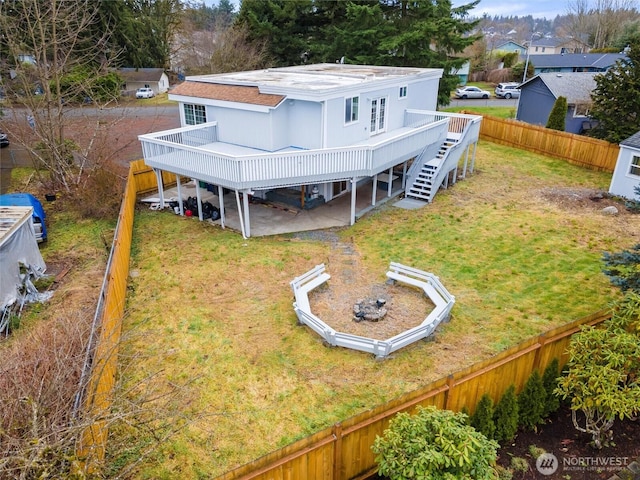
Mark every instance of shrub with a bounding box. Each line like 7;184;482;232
546;96;567;131
510;456;529;473
541;358;560;417
518;370;546;430
471;393;496;440
494;384;519;444
555;297;640;448
372;405;499;480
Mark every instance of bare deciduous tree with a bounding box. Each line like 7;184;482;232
566;0;640;49
174;21;270;76
0;0;121;192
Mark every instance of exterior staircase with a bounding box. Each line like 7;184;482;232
405;137;458;203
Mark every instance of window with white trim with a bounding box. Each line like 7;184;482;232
399;86;407;98
345;96;359;124
629;155;640;177
184;104;207;125
573;103;591;117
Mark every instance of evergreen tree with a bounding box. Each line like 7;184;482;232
493;384;519;444
590;40;640;143
470;393;496;440
518;370;546;430
236;0;481;105
602;243;640;293
546;96;567;131
542;358;560;417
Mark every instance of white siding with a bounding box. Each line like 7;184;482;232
609;146;640;200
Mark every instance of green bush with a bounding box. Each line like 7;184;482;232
372;405;499;480
518;370;546;430
493;384;519;444
546;96;567;131
471;393;496;440
541;359;560;417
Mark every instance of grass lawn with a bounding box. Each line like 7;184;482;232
442;105;516;119
110;141;638;478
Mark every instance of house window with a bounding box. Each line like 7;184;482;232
345;96;359;124
184;104;207;125
573;103;591;117
630;156;640;177
399;86;407;98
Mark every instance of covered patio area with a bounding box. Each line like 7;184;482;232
142;174;414;237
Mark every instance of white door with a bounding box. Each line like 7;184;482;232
370;97;387;135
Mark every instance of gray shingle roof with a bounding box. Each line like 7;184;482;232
621;131;640;149
522;72;597;104
117;68;165;82
526;53;627;69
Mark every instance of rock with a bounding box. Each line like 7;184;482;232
602;206;619;215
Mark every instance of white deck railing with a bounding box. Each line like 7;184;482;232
139;111;479;191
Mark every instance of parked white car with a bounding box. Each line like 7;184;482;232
454;86;491;99
494;82;521;99
136;87;155;99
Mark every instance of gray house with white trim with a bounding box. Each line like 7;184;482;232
609;131;640;200
516;72;597;134
138;64;481;237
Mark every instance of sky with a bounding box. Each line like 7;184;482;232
452;0;572;19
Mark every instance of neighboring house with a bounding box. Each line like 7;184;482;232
494;41;527;56
118;68;169;96
525;53;627;75
516;72;597;134
609;131;640;200
451;61;470;85
529;37;590;55
138;64;482;237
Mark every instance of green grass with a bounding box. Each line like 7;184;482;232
442;105;516;119
110;141;634;478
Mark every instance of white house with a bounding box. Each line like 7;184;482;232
609;131;640;200
118;68;170;96
138;64;482;237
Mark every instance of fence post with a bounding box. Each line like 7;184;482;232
333;422;342;480
443;374;455;410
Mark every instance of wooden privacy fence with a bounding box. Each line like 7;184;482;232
468;113;620;172
75;165;139;469
214;311;609;480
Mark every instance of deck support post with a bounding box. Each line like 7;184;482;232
470;141;478;174
350;177;357;225
243;189;251;237
195;179;203;221
176;175;184;216
235;189;247;239
371;174;378;206
387;166;393;197
218;186;225;229
153;168;165;208
402;161;408;189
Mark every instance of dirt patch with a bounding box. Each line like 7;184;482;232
310;280;435;339
540;187;629;214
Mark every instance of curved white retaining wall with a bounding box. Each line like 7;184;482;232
290;262;455;359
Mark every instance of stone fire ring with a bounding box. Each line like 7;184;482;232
289;262;455;359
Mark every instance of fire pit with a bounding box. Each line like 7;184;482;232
353;298;388;322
